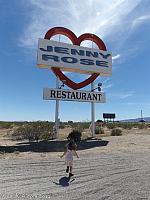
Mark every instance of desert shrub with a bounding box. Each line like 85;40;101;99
117;122;148;129
67;121;77;129
95;127;105;134
40;132;52;140
29;121;53;142
13;121;27;127
111;128;122;136
96;119;103;123
59;122;65;129
68;121;73;124
12;125;33;141
106;123;116;129
12;121;53;142
67;129;82;142
118;122;133;129
131;122;140;128
0;121;13;129
69;122;90;131
80;122;91;129
137;123;146;129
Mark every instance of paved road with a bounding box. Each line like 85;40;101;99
0;151;150;200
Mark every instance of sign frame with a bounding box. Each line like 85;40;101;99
37;27;112;90
37;39;112;75
43;88;106;103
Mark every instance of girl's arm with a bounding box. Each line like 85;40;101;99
74;150;79;158
60;151;66;158
60;147;67;158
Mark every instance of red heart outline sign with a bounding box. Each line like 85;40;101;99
44;27;107;90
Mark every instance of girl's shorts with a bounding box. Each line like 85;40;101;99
65;160;73;166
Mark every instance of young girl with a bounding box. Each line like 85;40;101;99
60;140;79;177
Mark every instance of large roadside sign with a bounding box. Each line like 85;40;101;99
37;39;112;76
43;88;106;103
37;27;112;137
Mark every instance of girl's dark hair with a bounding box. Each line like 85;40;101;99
67;140;76;150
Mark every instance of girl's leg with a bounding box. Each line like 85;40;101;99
66;166;69;173
69;165;74;177
70;166;72;173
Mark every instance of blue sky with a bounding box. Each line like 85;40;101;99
0;0;150;122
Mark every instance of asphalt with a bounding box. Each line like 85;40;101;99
0;149;150;200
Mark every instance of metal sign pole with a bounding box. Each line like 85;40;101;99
91;82;95;137
54;76;59;139
91;37;95;138
54;34;61;139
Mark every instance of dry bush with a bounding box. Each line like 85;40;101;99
111;128;122;136
0;122;13;129
95;127;105;134
12;121;53;142
105;123;117;129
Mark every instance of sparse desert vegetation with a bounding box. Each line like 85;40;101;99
0;121;150;145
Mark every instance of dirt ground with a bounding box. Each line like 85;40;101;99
0;127;150;158
0;127;150;200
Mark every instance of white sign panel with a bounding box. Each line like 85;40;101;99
43;88;106;103
37;39;112;76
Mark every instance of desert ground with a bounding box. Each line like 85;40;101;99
0;126;150;200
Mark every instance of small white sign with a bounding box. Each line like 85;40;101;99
43;88;106;103
37;39;112;76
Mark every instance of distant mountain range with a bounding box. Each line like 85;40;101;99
121;117;150;122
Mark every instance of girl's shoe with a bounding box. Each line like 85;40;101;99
69;173;74;177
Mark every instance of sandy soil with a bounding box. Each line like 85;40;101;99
0;128;150;199
0;127;150;159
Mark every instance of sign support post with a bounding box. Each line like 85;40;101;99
54;35;61;139
91;82;95;137
54;76;59;139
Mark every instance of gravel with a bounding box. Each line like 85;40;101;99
0;149;150;200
